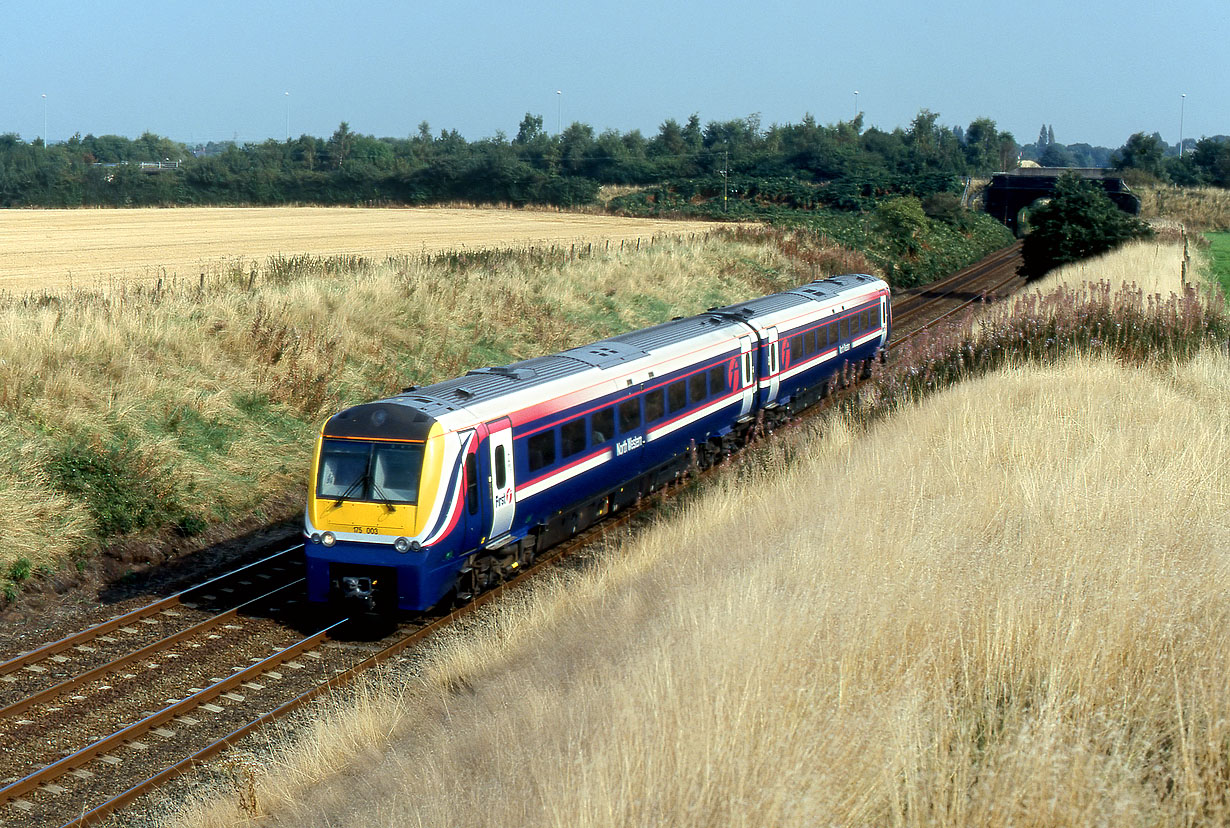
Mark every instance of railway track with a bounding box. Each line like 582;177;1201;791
0;242;1026;827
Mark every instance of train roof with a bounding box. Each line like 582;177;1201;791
374;273;886;420
710;272;882;318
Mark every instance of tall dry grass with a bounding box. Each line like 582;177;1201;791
146;246;1230;827
1139;186;1230;232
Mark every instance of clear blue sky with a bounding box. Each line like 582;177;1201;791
3;0;1225;151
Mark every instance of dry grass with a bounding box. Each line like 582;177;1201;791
1138;186;1230;232
0;206;716;292
145;247;1230;827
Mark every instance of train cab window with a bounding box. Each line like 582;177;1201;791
708;365;726;395
645;388;666;422
528;431;556;472
494;446;506;489
618;398;641;433
840;317;849;341
465;454;479;514
561;417;586;459
789;334;804;364
689;372;707;403
668;380;687;413
592;407;614;445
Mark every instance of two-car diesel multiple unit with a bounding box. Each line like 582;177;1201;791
304;273;891;612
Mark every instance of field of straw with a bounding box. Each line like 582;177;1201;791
0;207;715;292
147;243;1230;828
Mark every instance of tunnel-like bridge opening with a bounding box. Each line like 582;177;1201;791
984;167;1141;235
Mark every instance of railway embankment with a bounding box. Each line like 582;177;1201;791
152;242;1230;827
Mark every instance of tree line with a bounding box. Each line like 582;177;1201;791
0;111;1225;211
0;111;1016;210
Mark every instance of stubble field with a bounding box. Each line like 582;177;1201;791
0;207;716;292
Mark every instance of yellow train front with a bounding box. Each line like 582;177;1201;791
303;400;472;612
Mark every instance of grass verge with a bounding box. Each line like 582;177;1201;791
1204;231;1230;302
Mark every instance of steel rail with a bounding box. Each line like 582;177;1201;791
0;545;301;677
0;579;304;721
0;617;348;807
889;270;1024;350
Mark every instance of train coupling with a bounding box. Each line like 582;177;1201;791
340;575;378;611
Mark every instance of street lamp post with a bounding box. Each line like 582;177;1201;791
853;90;859;120
1179;93;1186;158
556;90;562;135
285;91;291;141
42;94;47;145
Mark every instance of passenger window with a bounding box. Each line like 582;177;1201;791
645;388;666;422
561;417;586;458
852;313;861;335
494;445;506;489
465;454;479;514
689;372;707;403
790;334;804;364
618;398;641;432
592;407;614;445
871;306;880;328
528;431;555;472
668;380;686;412
840;318;849;341
709;365;726;394
805;329;816;356
861;309;870;330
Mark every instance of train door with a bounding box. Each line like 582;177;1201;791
880;293;890;346
764;326;781;405
738;335;755;418
485;417;515;542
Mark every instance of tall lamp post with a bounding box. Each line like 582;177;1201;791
42;94;47;145
1179;93;1186;158
853;90;859;120
285;91;291;141
556;90;562;135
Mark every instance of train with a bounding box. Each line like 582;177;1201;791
303;272;891;612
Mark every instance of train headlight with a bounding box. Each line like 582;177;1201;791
310;533;321;544
321;531;336;547
394;537;411;553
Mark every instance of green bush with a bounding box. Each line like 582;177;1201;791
47;436;187;536
1020;174;1153;280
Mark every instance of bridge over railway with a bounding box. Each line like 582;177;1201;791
985;167;1141;234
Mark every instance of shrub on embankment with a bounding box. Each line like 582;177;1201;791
154;241;1230;828
0;227;875;605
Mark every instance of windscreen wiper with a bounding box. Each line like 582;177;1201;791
330;471;369;509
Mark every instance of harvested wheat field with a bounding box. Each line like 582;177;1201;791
0;207;716;292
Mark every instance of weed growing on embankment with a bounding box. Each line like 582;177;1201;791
152;241;1229;828
0;227;869;605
